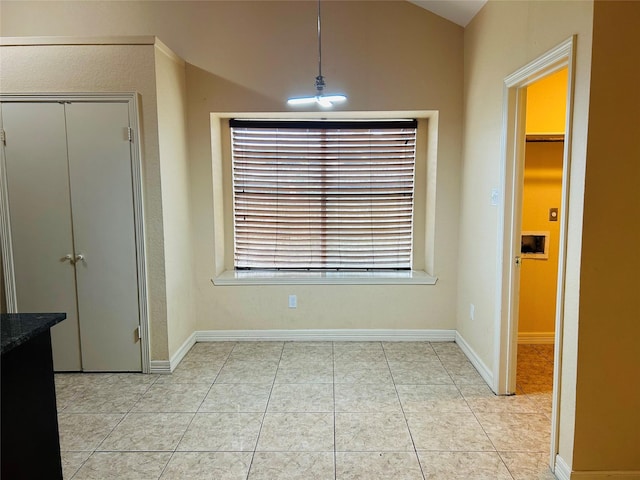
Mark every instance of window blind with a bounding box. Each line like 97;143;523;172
230;119;417;270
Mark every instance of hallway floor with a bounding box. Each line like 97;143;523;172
56;341;556;479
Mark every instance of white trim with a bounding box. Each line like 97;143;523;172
518;332;555;344
211;110;439;279
504;38;574;88
149;360;171;374
158;329;504;389
0;112;18;312
550;36;577;474
0;93;151;374
0;92;142;103
455;332;494;387
195;329;456;343
217;111;438;121
126;93;151;374
495;36;575;394
169;331;197;370
495;35;576;472
149;332;196;375
213;270;437;286
0;36;156;46
555;455;571;480
154;38;185;66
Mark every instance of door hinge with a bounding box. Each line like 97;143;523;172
127;127;133;143
1;129;6;146
515;256;521;266
135;325;142;342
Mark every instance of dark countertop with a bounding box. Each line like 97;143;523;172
1;313;66;355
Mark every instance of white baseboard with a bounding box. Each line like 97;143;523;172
454;331;494;387
149;360;171;374
149;331;196;373
195;328;456;343
170;331;196;369
555;455;571;480
152;329;544;391
518;332;555;344
153;329;456;372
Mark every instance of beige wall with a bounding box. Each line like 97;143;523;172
463;0;640;474
572;0;640;472
180;1;464;332
1;1;463;343
460;0;594;468
3;0;640;474
0;42;170;361
0;40;197;361
154;43;196;358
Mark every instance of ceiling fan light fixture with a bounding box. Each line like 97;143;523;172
316;96;334;108
286;97;318;106
287;93;347;107
321;95;347;103
287;0;347;108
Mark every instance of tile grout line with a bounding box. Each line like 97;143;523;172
62;372;161;479
332;341;337;480
456;358;517;480
382;341;428;480
497;450;520;480
59;342;554;479
56;375;87;480
245;342;286;480
155;343;236;479
433;346;517;479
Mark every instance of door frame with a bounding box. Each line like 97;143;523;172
0;92;151;374
493;37;576;470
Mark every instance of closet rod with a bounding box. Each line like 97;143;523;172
526;134;565;143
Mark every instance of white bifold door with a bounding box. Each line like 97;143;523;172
1;101;142;372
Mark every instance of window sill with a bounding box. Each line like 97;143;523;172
212;270;438;286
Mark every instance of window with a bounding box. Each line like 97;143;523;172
230;119;417;270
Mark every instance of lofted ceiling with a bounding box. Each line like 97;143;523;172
408;0;487;27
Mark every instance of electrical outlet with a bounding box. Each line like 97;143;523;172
470;303;475;321
288;295;297;309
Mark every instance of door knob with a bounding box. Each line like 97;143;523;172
62;254;74;263
74;254;85;263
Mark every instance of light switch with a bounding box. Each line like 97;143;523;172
490;188;499;206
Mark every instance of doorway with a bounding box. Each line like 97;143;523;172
517;68;567;417
494;37;575;473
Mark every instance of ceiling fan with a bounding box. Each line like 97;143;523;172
287;0;347;108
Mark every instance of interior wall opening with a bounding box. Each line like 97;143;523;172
515;68;568;411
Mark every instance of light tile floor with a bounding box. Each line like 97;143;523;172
56;341;556;479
